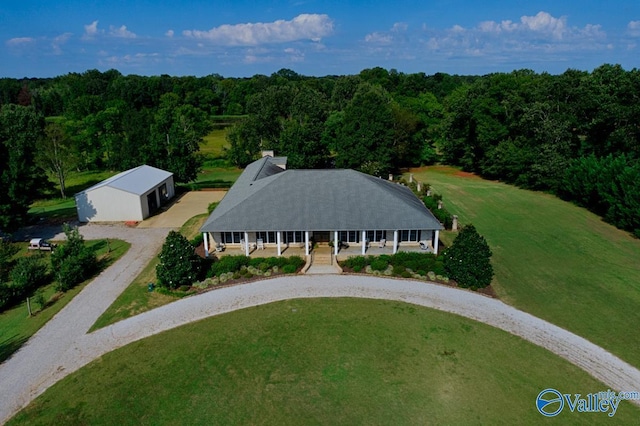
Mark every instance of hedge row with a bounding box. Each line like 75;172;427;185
208;255;305;278
340;252;446;276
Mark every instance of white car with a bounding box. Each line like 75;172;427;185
28;238;57;251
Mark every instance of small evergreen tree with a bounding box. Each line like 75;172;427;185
156;231;201;290
443;224;493;289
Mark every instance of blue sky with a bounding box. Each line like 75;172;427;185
2;1;640;78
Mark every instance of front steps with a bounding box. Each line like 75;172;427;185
305;246;341;274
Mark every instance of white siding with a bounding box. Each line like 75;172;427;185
76;187;143;222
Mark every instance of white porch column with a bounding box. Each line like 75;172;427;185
277;231;282;256
203;232;209;258
393;230;398;254
305;231;310;256
244;231;249;256
334;231;338;256
434;230;440;255
361;230;366;255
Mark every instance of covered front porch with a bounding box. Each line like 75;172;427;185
203;229;440;258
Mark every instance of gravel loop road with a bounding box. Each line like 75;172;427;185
0;224;172;423
2;234;640;422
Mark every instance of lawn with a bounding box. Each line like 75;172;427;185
9;298;640;424
409;166;640;369
200;128;229;158
0;239;130;363
89;214;208;331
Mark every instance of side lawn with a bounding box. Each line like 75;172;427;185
0;239;130;363
409;166;640;369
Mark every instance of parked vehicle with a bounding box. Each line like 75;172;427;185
28;238;57;251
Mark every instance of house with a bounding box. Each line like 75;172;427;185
75;165;175;222
200;156;443;258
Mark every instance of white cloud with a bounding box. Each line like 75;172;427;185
424;11;606;57
183;13;334;45
391;22;408;32
83;20;101;39
478;20;517;34
356;10;613;70
365;22;407;45
6;37;35;46
628;21;640;37
52;33;72;54
520;11;566;39
109;25;136;39
166;29;175;38
365;32;393;44
284;47;304;62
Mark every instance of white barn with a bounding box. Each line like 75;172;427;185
75;165;175;222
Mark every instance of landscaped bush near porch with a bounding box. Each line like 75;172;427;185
207;255;305;279
339;252;448;281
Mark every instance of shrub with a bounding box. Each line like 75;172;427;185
210;255;250;276
32;288;46;310
10;255;48;295
443;224;493;289
52;225;97;292
286;256;305;270
370;259;388;271
0;239;19;282
342;256;366;271
190;233;204;247
392;265;406;276
423;195;453;229
156;231;203;290
282;264;297;274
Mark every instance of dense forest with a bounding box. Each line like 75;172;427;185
0;65;638;236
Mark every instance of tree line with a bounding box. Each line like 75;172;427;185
1;65;638;236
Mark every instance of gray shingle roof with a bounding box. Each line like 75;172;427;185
200;157;443;232
77;165;173;196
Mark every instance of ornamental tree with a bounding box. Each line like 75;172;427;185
443;224;493;289
156;231;201;290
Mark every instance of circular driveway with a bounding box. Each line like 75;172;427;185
2;267;640;422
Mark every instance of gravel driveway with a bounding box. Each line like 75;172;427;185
2;244;640;422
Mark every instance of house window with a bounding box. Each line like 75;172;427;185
257;231;276;243
283;231;303;244
221;232;242;244
400;230;419;242
366;230;387;242
338;231;360;243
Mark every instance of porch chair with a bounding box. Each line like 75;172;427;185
257;238;264;250
378;239;386;248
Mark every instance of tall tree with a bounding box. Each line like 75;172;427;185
0;105;45;230
147;93;210;182
36;121;76;198
331;83;397;175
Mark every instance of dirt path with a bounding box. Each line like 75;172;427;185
2;266;640;422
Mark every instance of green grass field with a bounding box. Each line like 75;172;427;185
409;166;640;369
0;239;130;363
200;128;229;158
10;298;639;425
89;215;208;331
